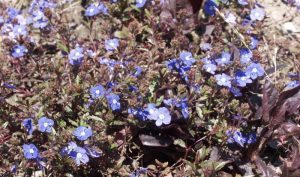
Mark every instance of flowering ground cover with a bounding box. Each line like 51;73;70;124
0;0;300;176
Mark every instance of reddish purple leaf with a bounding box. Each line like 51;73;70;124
262;80;279;124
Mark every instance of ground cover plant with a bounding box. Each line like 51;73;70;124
0;0;300;176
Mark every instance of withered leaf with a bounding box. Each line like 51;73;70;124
273;122;300;138
254;156;278;177
285;91;300;116
290;144;300;171
277;85;300;107
262;80;279;123
281;139;300;177
270;101;288;127
160;0;176;27
270;90;300;128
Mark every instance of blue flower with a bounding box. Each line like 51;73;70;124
148;107;171;126
61;142;91;165
107;82;118;88
202;57;212;64
227;130;256;147
3;82;16;89
178;66;190;83
105;38;119;51
7;8;20;21
232;130;247;147
73;126;93;141
31;10;48;28
238;0;248;5
84;146;101;158
23;144;39;159
179;51;196;67
200;42;212;51
163;98;178;107
135;0;147;8
22;118;34;135
98;3;109;15
130;167;148;177
250;7;265;21
84;3;108;16
85;4;101;17
61;142;78;156
69;146;89;165
176;99;189;119
133;66;142;77
90;85;106;99
29;0;56;12
0;16;4;25
285;80;300;88
13;25;28;37
86;49;96;58
224;12;236;25
203;63;217;74
215;73;232;87
245;63;264;80
215;51;232;66
106;93;121;111
239;48;253;64
128;107;148;121
203;0;218;16
10;165;17;173
38;117;54;133
99;58;119;72
145;103;157;115
245;132;256;144
128;85;138;92
68;46;84;65
250;36;259;49
12;45;27;58
235;70;253;87
166;58;191;83
166;58;180;70
229;87;242;97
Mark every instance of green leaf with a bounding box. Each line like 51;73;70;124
57;42;68;53
68;119;78;127
75;75;81;85
5;95;20;107
156;95;164;105
196;104;203;119
215;161;230;171
196;146;211;162
88;115;105;123
148;80;157;99
173;139;187;148
144;9;151;19
130;5;141;12
58;120;66;128
110;120;126;126
143;25;153;35
114;28;130;39
115;156;126;169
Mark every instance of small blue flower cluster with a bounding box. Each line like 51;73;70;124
202;48;264;97
129;104;172;126
89;84;121;111
85;3;108;17
284;0;300;11
226;129;256;147
166;51;196;83
22;116;54;135
22;116;54;169
61;127;100;165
